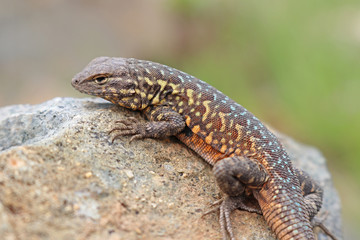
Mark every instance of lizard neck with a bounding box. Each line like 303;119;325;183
127;59;184;109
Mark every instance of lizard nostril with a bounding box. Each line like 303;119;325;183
72;78;79;85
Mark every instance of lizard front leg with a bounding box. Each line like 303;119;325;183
110;105;185;142
213;156;270;240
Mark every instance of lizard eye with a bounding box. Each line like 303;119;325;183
93;75;108;85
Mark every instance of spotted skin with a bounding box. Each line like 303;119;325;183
72;57;326;240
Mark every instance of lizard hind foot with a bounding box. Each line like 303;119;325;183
201;198;224;218
311;212;338;240
204;195;262;240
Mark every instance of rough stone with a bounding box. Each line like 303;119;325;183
0;97;342;240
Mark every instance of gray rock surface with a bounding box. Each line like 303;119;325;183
0;97;342;240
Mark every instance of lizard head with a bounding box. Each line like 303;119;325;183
72;57;142;110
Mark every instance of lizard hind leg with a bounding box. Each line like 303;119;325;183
294;168;338;240
212;156;269;240
294;168;323;220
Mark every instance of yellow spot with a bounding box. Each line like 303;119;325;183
130;103;137;110
169;83;180;94
185;117;191;126
190;108;195;112
228;148;234;153
220;145;227;153
140;92;147;98
157;79;167;91
205;132;213;145
235;124;242;142
119;89;131;94
152;95;160;104
221;138;226;144
119;97;132;104
175;96;180;101
147;94;154;100
187;89;194;105
157;114;164;121
195;112;201;117
178;108;183;113
202;100;211;122
218;112;226;132
229;140;233;145
235;149;241;155
213;139;219;145
248;177;254;183
249;137;257;150
205;122;213;129
144;77;153;86
211;112;216;118
192;125;200;134
133;98;139;103
179;101;184;107
229;119;234;128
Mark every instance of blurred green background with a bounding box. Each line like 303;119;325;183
1;0;359;238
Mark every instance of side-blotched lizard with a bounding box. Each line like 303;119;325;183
72;57;337;240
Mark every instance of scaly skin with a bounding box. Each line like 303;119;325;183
72;57;326;240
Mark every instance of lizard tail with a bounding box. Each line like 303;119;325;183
255;184;315;240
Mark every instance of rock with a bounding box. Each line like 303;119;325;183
0;97;342;240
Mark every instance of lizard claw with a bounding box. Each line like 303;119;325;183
201;196;237;240
109;117;145;143
311;212;338;240
202;198;223;217
220;197;236;240
203;195;262;240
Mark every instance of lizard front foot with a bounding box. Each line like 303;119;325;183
109;117;147;142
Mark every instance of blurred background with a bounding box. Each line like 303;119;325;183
1;0;359;238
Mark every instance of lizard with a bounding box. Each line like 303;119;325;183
71;56;336;240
